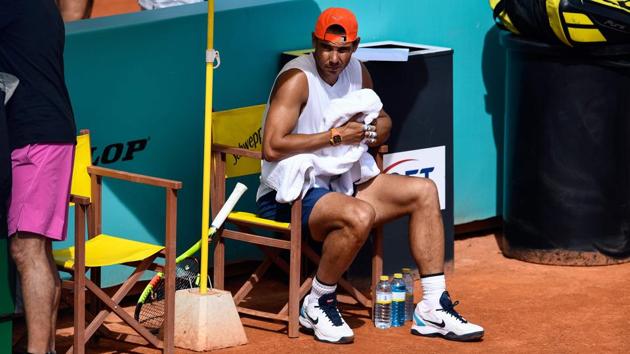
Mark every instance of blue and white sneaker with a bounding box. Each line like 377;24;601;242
411;291;484;342
299;292;354;344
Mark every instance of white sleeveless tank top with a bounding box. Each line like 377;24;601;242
257;53;363;200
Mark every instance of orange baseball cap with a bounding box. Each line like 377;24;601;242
314;8;358;43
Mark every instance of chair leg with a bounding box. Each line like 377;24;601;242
280;276;312;316
299;241;372;307
371;227;384;313
72;203;87;354
288;200;302;338
83;280;163;349
81;256;162;349
88;266;101;341
288;247;301;338
73;277;86;354
233;256;274;304
213;236;225;290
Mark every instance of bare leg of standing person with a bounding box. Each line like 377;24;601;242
10;233;58;354
57;0;94;21
46;241;61;352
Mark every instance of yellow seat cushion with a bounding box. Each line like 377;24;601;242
228;211;291;230
53;234;164;269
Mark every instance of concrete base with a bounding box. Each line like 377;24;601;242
174;288;248;351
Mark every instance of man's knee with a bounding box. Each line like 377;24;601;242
411;178;440;209
10;238;29;267
340;201;375;244
9;233;47;268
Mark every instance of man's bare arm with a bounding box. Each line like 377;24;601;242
262;69;365;161
361;63;392;147
262;69;329;161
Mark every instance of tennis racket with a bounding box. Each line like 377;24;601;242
134;182;248;332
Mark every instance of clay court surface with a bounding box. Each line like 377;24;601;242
91;0;140;18
14;233;630;353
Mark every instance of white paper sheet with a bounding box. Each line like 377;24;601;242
354;48;410;62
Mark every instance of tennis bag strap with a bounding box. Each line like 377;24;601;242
492;0;561;44
492;0;520;33
491;0;630;47
550;0;630;46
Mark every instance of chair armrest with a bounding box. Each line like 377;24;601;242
212;144;262;160
87;166;183;190
70;194;90;206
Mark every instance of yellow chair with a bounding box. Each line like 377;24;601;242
210;106;386;338
53;130;182;353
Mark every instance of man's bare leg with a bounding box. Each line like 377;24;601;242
308;192;375;283
298;192;374;343
356;173;484;341
356;173;446;307
10;232;57;354
57;0;94;22
46;241;61;352
355;173;444;275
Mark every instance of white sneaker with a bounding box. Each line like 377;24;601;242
299;292;354;344
411;291;484;341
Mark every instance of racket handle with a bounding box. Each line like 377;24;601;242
211;182;248;229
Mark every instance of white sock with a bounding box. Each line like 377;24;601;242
420;274;446;309
308;276;337;303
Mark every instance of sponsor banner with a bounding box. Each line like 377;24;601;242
383;146;446;210
212;104;266;178
91;138;149;166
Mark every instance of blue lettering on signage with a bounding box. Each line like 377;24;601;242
404;167;434;178
420;167;435;178
385;158;436;179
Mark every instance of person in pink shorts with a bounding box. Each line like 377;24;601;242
2;1;77;353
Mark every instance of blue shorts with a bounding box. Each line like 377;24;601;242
256;188;332;230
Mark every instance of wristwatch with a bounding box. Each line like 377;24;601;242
329;128;342;146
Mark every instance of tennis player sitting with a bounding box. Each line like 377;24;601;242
256;7;484;344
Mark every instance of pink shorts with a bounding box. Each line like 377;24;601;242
7;143;75;241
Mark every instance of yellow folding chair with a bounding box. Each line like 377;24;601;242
53;130;182;353
210;106;386;337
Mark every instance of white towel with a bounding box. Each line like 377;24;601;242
263;89;383;202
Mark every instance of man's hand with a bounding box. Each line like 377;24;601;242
337;113;383;146
338;114;366;145
364;121;378;146
367;110;391;147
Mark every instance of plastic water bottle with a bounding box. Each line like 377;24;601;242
391;273;406;327
402;268;414;321
374;275;392;329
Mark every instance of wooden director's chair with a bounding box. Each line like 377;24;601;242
52;130;182;353
210;106;386;338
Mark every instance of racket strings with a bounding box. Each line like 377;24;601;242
136;258;203;332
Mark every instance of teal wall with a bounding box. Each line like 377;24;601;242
60;1;503;283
